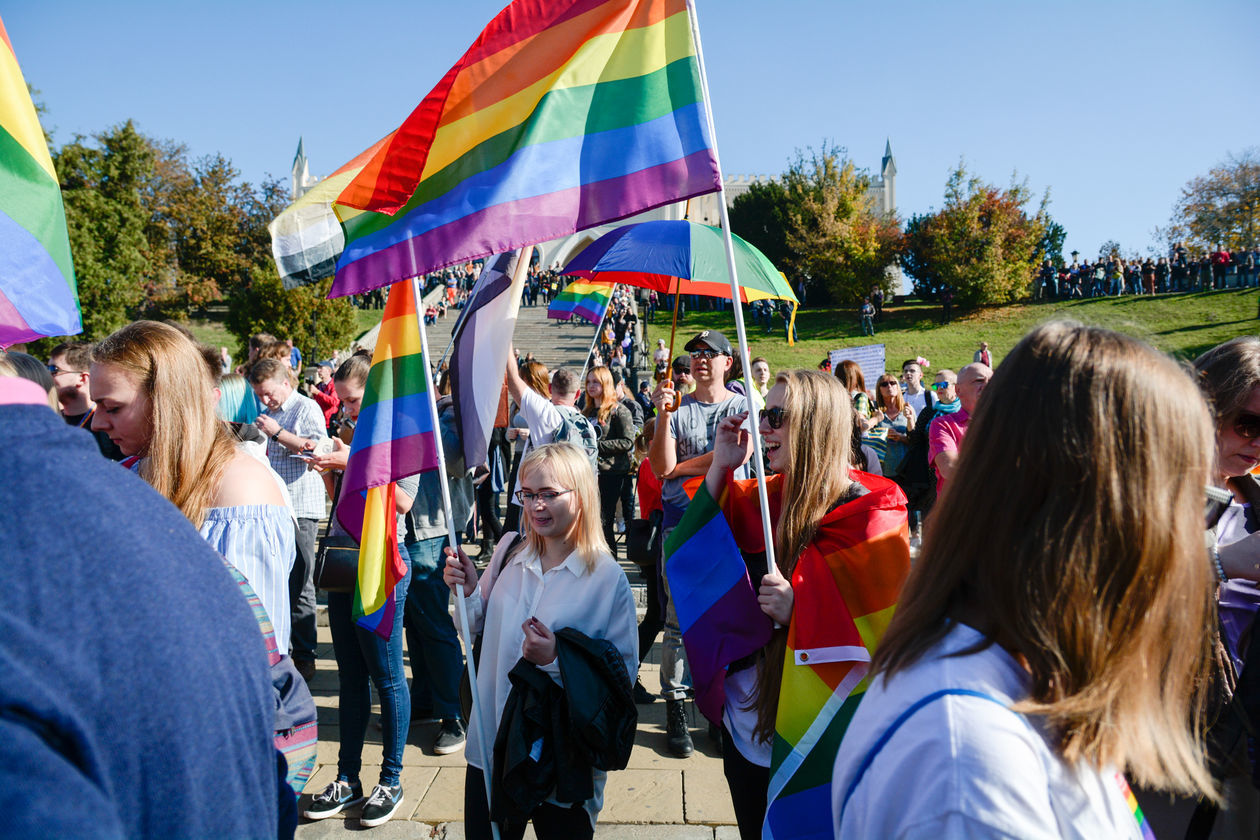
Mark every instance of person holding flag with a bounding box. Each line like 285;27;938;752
305;351;420;828
665;369;909;839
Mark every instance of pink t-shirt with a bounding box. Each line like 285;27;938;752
927;408;970;494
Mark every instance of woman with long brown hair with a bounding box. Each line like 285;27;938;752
872;374;916;478
583;365;635;558
832;322;1219;837
694;369;910;839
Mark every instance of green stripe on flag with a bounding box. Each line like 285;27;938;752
0;123;74;284
363;352;429;408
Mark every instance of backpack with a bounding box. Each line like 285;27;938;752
552;405;599;472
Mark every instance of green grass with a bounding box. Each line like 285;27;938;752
645;289;1260;374
185;319;237;355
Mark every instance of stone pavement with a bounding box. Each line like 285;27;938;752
296;555;736;839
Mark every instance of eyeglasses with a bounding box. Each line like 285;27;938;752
515;489;574;505
47;364;84;376
689;349;722;360
1233;412;1260;441
931;381;952;391
759;406;788;429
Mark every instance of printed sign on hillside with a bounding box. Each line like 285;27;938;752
830;344;886;388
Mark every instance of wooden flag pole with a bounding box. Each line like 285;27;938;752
686;0;779;579
411;274;500;840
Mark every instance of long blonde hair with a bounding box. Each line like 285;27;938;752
873;322;1218;798
582;365;620;426
93;320;238;529
517;443;608;569
752;369;853;739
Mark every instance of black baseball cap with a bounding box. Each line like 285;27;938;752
684;329;733;356
672;355;692;373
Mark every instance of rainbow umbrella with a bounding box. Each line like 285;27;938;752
561;220;796;304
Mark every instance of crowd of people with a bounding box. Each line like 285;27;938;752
1036;244;1260;299
8;293;1260;839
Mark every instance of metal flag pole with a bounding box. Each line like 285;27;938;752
410;274;500;840
686;0;779;579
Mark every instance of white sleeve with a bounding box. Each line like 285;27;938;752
518;387;562;443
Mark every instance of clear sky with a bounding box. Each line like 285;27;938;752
6;0;1259;264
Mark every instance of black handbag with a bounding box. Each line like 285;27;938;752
626;509;663;567
314;535;359;593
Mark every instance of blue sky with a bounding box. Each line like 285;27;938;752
7;0;1259;262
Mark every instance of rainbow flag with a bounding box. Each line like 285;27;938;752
0;15;80;347
669;472;909;840
664;480;774;725
336;279;440;638
329;0;721;298
547;279;615;324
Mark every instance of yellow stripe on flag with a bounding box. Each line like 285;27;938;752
357;485;393;615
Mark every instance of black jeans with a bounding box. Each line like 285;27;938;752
721;727;770;840
463;766;593;840
598;471;633;559
637;562;664;667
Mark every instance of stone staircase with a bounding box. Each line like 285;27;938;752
419;287;600;372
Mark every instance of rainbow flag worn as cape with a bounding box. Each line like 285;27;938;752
330;0;721;297
0;15;80;347
547;279;615;325
336;279;440;638
670;471;909;840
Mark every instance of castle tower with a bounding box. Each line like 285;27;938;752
879;139;897;216
290;138;316;201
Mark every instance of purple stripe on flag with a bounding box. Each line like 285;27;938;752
0;286;34;347
684;581;775;724
332;150;720;296
338;432;439;534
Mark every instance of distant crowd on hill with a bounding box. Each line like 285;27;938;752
1036;244;1260;299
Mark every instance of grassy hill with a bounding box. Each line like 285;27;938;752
644;289;1260;374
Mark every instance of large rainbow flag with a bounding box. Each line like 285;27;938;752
336;279;440;637
547;279;615;324
668;471;909;840
0;15;80;347
329;0;721;298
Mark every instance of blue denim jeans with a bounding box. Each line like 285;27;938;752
404;535;465;720
328;559;411;787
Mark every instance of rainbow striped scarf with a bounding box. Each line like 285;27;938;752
330;0;720;297
336;279;440;638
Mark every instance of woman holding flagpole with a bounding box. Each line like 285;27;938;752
444;442;638;840
304;351;420;828
672;369;910;840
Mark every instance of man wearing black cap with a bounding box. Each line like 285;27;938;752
648;329;746;757
670;354;695;396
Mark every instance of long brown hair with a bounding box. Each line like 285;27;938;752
93;321;237;529
752;369;853;739
836;359;865;394
872;322;1218;798
874;375;906;414
582;365;620;426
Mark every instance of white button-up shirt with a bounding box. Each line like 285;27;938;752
460;538;638;825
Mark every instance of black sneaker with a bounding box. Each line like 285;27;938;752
303;779;363;820
633;680;656;705
433;718;466;755
359;783;404;828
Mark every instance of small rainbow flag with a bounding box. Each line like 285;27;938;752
0;14;80;346
547;279;616;325
336;279;440;638
329;0;720;298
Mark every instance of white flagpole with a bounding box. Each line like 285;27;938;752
411;274;500;840
686;0;779;578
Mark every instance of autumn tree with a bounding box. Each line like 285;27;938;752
900;163;1050;305
226;274;357;364
729;143;901;305
1166;148;1260;251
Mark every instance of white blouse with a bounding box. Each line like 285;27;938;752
459;536;638;825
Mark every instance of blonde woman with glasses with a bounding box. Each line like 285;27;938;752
444;442;637;840
832;322;1219;838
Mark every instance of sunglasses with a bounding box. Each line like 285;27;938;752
878;381;899;389
759;406;788;429
931;381;952;391
47;364;85;376
689;349;722;360
1234;412;1260;441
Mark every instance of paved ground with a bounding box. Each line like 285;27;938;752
296;559;736;838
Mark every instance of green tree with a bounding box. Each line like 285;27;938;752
900;163;1049;305
226;273;357;364
53;120;157;340
1167;148;1260;251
